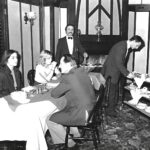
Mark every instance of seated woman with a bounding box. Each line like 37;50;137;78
35;50;60;84
0;49;23;98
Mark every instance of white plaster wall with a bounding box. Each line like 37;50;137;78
77;0;122;35
8;0;40;86
77;0;86;34
128;0;150;74
134;13;149;74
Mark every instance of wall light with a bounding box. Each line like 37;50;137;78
95;21;104;42
24;12;36;25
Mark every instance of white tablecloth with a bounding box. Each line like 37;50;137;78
0;89;66;150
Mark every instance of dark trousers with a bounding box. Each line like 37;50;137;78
107;82;119;114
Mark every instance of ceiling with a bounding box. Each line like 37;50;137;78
12;0;68;7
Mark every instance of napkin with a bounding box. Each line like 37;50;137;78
129;89;142;105
134;77;145;88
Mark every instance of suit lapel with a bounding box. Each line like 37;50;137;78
63;37;70;54
122;41;128;63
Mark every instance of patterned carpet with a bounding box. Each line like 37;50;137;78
45;92;150;150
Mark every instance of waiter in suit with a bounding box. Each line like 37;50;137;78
101;35;145;117
55;24;88;66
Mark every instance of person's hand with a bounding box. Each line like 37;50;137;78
83;52;88;58
54;67;61;75
51;61;57;70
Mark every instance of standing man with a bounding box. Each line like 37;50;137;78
55;24;88;66
101;35;145;117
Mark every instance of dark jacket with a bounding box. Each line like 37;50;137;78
101;41;129;84
50;68;96;126
0;65;23;98
55;36;85;64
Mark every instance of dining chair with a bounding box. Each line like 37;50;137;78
0;141;26;150
27;69;36;86
63;84;105;150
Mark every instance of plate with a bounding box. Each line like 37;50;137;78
136;102;147;110
22;86;36;93
145;106;150;113
46;82;59;89
11;91;30;104
128;99;139;105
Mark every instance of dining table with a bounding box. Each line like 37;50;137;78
0;82;67;150
0;67;105;150
81;64;105;90
124;72;150;118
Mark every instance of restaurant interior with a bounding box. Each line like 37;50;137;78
1;0;150;149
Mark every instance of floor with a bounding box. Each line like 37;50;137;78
45;91;150;150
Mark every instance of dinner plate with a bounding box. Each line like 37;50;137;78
22;86;36;93
46;82;59;89
136;102;147;110
128;99;139;105
11;91;31;104
145;106;150;113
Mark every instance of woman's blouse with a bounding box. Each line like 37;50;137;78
35;64;54;84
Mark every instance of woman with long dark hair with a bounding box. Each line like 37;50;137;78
0;49;23;97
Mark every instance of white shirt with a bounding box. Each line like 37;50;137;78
66;36;73;54
35;64;53;84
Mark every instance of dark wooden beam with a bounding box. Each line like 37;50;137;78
86;0;89;34
67;0;75;25
129;4;150;12
110;0;113;35
39;0;44;51
12;0;68;7
146;12;150;73
50;6;55;59
0;0;9;54
117;0;121;35
121;0;129;40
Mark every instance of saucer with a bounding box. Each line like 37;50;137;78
46;82;59;89
136;102;147;110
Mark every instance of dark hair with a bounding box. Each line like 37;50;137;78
41;50;53;56
130;35;145;47
65;24;75;31
0;49;19;66
63;54;77;67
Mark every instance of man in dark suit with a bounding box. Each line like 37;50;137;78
47;54;96;146
55;24;88;66
101;35;145;117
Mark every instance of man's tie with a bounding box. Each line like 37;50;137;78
68;37;73;40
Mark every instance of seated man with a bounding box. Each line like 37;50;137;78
47;54;96;146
